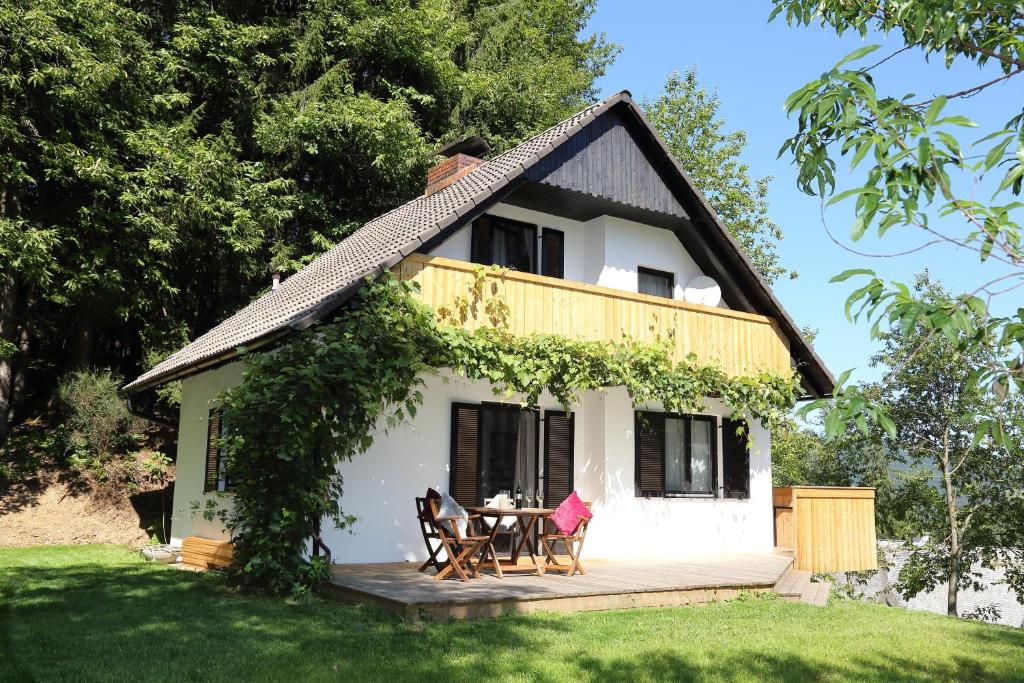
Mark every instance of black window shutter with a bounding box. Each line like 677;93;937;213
204;409;222;493
541;228;564;278
470;216;492;265
543;410;574;506
722;417;750;499
450;403;480;508
634;411;665;496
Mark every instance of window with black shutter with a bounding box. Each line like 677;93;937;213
450;402;541;507
722;417;751;499
204;408;229;493
471;215;537;273
635;411;718;497
541;228;564;278
449;403;480;508
543;410;574;506
634;411;665;496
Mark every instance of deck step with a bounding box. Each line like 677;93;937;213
773;568;830;607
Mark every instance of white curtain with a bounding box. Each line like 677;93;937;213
513;410;536;498
665;417;686;492
690;419;712;493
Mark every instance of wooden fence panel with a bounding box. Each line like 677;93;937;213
396;254;792;378
774;486;878;573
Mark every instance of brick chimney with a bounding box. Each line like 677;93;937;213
426;135;490;195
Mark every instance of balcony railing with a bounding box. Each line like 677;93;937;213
395;254;792;378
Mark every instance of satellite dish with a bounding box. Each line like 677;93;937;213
684;275;721;307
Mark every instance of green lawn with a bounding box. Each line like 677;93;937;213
1;546;1022;682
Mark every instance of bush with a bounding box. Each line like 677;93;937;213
58;368;141;462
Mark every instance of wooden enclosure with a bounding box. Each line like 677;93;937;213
773;486;877;573
396;254;792;378
181;536;235;570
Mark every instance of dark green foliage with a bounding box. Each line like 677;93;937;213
0;0;616;437
219;278;440;595
219;276;801;594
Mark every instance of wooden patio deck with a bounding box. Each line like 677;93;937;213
326;553;801;619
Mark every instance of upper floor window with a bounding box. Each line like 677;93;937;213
472;216;536;273
471;215;564;278
638;266;674;299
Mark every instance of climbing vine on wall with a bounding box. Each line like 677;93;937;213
218;274;801;594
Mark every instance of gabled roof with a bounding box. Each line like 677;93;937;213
125;91;834;397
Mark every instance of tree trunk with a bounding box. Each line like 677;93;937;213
8;307;32;423
0;271;20;440
941;427;960;618
70;307;96;369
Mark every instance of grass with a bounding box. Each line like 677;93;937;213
1;546;1023;682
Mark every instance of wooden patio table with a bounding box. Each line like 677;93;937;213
467;507;554;577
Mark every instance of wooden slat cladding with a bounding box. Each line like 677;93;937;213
722;417;750;499
543;410;575;506
449;403;480;508
397;254;791;378
634;411;664;496
525;109;688;219
774;486;878;572
204;409;222;493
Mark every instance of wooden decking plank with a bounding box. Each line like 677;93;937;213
327;553;795;618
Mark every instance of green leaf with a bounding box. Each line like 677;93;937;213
877;411;897;439
833;44;882;69
923;96;946;127
830;268;875;283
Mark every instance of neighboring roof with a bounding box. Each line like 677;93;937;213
125;91;834;397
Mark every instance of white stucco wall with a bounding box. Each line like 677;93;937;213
585;389;775;559
170;365;774;562
323;375;772;564
168;361;243;545
428;203;726;307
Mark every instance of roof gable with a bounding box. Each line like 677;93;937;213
125;91;833;398
526;109;688;219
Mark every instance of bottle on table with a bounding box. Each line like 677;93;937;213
515;485;523;509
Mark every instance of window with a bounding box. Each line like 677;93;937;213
635;411;718;496
638;267;674;299
449;402;541;508
541;228;565;278
471;216;537;273
204;408;234;493
202;409;231;493
722;417;751;499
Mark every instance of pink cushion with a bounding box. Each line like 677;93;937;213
550;492;592;536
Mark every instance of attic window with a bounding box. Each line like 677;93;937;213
638;267;674;299
471;216;537;273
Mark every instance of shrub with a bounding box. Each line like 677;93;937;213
58;368;141;462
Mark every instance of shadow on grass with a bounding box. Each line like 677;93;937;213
2;549;1023;682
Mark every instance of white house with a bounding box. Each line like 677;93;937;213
124;91;834;565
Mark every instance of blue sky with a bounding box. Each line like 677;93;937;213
586;2;1020;386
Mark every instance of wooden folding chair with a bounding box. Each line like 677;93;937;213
415;496;446;574
540;502;592;576
428;499;494;582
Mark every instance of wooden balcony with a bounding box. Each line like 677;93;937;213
395;254;792;378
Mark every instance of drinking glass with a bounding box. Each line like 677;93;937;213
499;489;511;509
536;491;545;509
525;488;535;508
